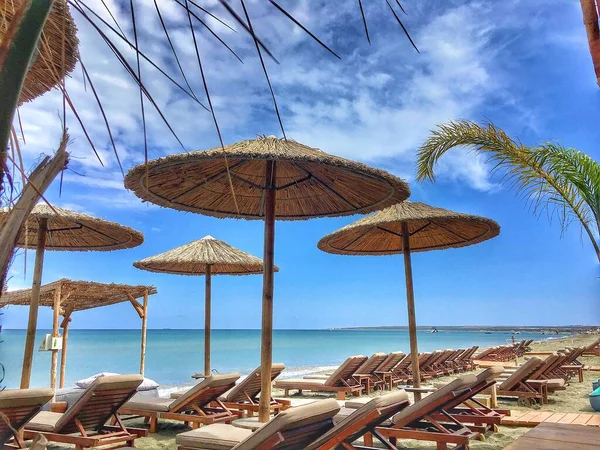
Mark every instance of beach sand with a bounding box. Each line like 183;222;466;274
127;334;600;450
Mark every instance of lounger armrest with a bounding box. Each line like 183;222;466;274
353;373;372;377
403;387;437;393
527;380;548;386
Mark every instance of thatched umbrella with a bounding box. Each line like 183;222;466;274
318;201;500;397
0;203;143;388
133;235;278;376
1;0;79;105
125;136;410;421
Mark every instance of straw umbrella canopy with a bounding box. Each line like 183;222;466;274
1;0;79;105
0;203;143;388
133;235;278;376
318;201;500;397
125;135;411;421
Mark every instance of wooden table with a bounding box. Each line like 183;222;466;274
504;422;600;449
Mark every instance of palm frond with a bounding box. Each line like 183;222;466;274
417;120;600;262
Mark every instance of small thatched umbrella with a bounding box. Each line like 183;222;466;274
1;0;79;105
318;201;500;398
0;203;143;388
133;235;278;376
125;136;410;421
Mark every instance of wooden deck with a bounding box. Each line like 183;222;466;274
502;410;600;427
503;422;600;449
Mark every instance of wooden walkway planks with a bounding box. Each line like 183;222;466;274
502;410;600;427
504;423;600;449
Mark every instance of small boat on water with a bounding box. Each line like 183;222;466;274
430;327;439;333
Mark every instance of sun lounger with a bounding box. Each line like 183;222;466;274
307;390;410;449
0;388;54;449
274;355;366;400
175;398;340;450
373;352;405;389
120;373;240;432
23;375;147;450
376;374;484;449
582;337;600;356
352;353;388;393
496;357;549;405
456;346;479;371
220;363;291;416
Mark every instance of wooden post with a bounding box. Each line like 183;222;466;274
402;221;421;401
204;265;212;377
140;290;149;376
20;218;47;389
50;285;61;389
259;160;276;423
59;310;72;388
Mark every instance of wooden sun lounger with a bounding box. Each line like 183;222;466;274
120;373;240;432
496;357;549;405
352;353;389;394
175;398;340;450
374;352;405;389
455;346;479;371
274;355;367;400
376;375;485;450
582;337;600;356
307;391;410;449
220;363;291;416
23;375;147;450
0;388;54;449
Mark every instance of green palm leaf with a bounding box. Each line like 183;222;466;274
416;120;600;263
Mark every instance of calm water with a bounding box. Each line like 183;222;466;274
0;328;551;392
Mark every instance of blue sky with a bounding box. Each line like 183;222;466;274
2;0;599;330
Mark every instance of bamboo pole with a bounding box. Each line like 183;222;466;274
140;290;149;376
59;310;72;388
204;264;212;377
20;217;47;389
402;221;421;401
50;284;61;389
259;160;276;423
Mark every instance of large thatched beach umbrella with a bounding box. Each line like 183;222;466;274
0;204;143;388
125;136;410;421
133;235;278;376
318;201;500;397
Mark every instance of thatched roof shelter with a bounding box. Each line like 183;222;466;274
124;135;411;421
0;278;156;312
133;235;276;377
124;136;410;220
318;201;500;255
1;0;79;104
580;0;600;86
318;201;500;398
0;203;144;251
133;235;279;275
1;278;156;387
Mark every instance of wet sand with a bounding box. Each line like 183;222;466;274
129;334;600;450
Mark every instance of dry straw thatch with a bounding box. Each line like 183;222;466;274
134;235;279;275
318;201;500;255
0;278;156;312
125;136;411;220
0;203;144;251
1;0;79;105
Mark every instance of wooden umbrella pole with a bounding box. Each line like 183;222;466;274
59;310;72;388
50;285;62;389
140;290;149;376
204;264;212;377
259;160;276;423
20;218;48;389
402;221;421;401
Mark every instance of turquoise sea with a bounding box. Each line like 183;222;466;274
0;329;554;393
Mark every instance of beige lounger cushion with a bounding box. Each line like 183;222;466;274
27;411;63;433
345;397;372;409
546;378;566;389
498;357;542;391
125;395;173;412
176;423;252;450
0;388;54;409
392;375;478;426
308;391;409;449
